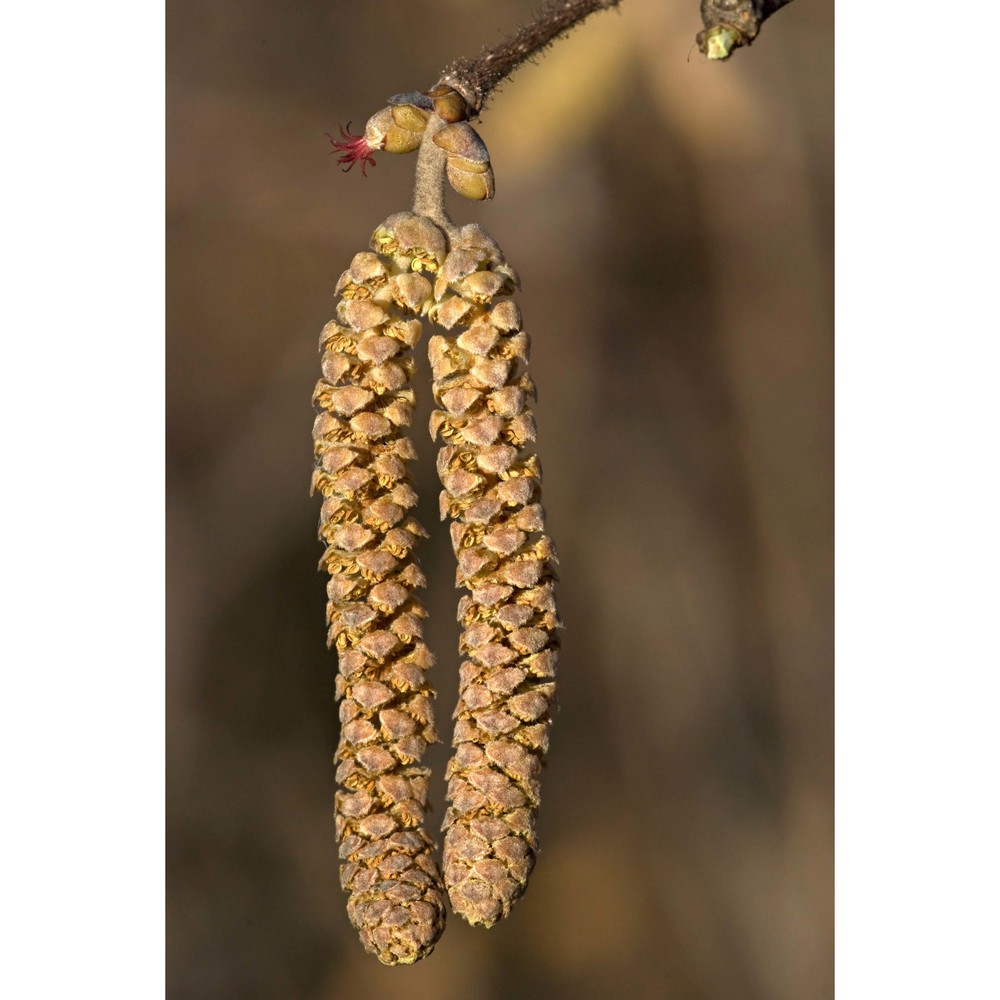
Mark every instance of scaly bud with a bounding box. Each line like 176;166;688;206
446;160;496;201
360;104;431;155
391;103;431;134
427;84;470;124
432;122;488;161
433;123;495;201
362;107;395;149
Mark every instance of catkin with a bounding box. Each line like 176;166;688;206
427;223;560;928
311;213;450;964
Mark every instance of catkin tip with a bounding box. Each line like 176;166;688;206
351;892;446;964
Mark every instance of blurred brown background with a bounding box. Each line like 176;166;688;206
167;1;832;997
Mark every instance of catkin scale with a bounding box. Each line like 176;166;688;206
427;223;560;928
312;214;449;965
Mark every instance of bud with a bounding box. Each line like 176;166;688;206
363;107;394;149
699;24;742;60
362;103;430;155
432;122;487;160
433;123;495;201
391;103;430;134
426;84;469;124
446;159;496;201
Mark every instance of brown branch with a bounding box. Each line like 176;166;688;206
437;0;622;114
697;0;795;60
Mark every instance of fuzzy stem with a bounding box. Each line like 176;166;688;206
437;0;622;114
412;114;454;232
697;0;795;59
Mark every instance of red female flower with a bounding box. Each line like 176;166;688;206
327;123;377;176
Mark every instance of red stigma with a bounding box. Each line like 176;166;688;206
328;123;377;177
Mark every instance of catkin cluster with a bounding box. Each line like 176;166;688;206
311;213;450;964
314;204;559;958
428;225;560;928
317;0;627;963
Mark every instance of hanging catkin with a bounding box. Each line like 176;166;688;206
427;223;560;928
311;213;450;964
316;0;630;964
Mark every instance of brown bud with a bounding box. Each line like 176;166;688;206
362;104;430;155
446;160;495;201
426;84;469;123
432;122;489;164
432;124;494;201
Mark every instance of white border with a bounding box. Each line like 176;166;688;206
837;2;1000;997
3;2;165;995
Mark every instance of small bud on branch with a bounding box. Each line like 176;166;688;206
696;0;796;60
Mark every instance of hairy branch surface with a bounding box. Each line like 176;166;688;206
437;0;622;114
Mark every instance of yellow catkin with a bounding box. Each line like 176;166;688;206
427;222;560;928
311;213;450;964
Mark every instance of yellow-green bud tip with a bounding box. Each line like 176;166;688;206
704;25;740;61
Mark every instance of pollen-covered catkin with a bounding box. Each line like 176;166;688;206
311;213;451;964
427;224;560;928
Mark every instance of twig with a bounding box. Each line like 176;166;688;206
697;0;795;60
437;0;622;114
